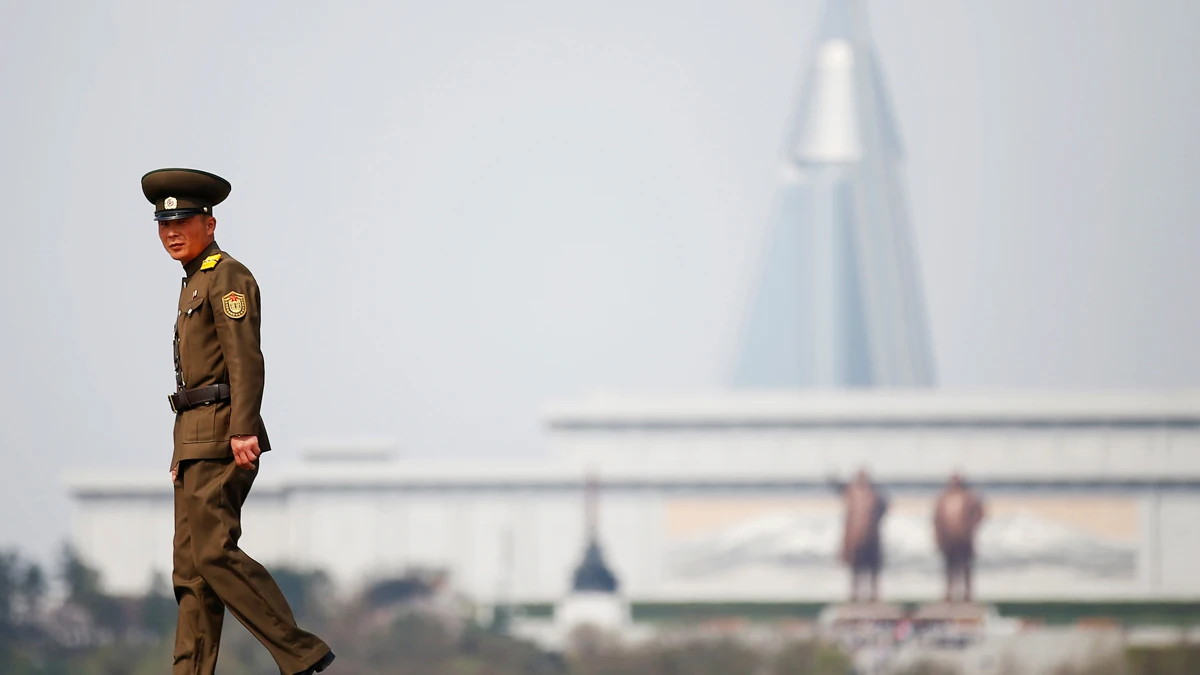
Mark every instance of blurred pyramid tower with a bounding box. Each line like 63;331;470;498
733;0;935;388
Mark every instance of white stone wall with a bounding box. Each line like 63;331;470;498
73;496;174;593
66;392;1200;602
1154;494;1200;596
71;481;1200;603
545;424;1200;482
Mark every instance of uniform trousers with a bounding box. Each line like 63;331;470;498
172;456;330;675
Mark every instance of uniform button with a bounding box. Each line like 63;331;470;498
187;309;193;316
178;311;182;316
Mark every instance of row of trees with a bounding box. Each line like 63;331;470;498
0;544;314;674
0;543;854;675
0;545;139;672
2;543;1199;674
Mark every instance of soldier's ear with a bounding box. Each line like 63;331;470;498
205;216;217;235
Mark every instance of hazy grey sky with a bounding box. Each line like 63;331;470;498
1;0;1197;564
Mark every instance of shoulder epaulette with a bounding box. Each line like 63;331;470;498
199;253;222;271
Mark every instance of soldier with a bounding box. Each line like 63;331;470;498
144;168;335;675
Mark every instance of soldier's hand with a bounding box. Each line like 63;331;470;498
231;435;261;470
170;467;177;483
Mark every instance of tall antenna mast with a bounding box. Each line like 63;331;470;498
585;467;599;542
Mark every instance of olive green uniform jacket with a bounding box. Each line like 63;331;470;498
172;240;271;468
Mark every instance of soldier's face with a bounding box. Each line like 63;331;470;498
159;215;216;263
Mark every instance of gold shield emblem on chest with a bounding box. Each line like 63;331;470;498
222;291;248;319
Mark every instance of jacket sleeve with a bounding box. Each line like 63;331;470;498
210;262;265;437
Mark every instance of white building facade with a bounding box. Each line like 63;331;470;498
65;391;1200;605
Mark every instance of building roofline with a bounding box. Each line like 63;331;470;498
63;462;1200;499
63;391;1200;498
541;390;1200;426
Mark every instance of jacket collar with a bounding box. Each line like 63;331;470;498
182;240;221;278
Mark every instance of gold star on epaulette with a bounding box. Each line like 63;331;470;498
199;254;222;271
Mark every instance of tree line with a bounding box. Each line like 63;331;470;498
0;544;858;674
1;544;1198;674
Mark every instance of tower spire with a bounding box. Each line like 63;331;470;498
733;0;935;389
571;469;618;593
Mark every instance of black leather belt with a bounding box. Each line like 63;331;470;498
168;384;230;413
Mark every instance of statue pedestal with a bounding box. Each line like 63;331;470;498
819;602;907;627
912;602;992;625
907;603;998;649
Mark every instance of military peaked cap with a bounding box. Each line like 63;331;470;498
142;168;232;221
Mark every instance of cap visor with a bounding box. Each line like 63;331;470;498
154;209;205;221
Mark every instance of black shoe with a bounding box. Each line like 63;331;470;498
297;650;335;675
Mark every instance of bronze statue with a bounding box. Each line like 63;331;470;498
933;473;986;603
834;469;889;603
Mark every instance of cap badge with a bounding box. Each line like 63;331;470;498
164;196;178;210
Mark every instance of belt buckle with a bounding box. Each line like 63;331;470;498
168;394;179;413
